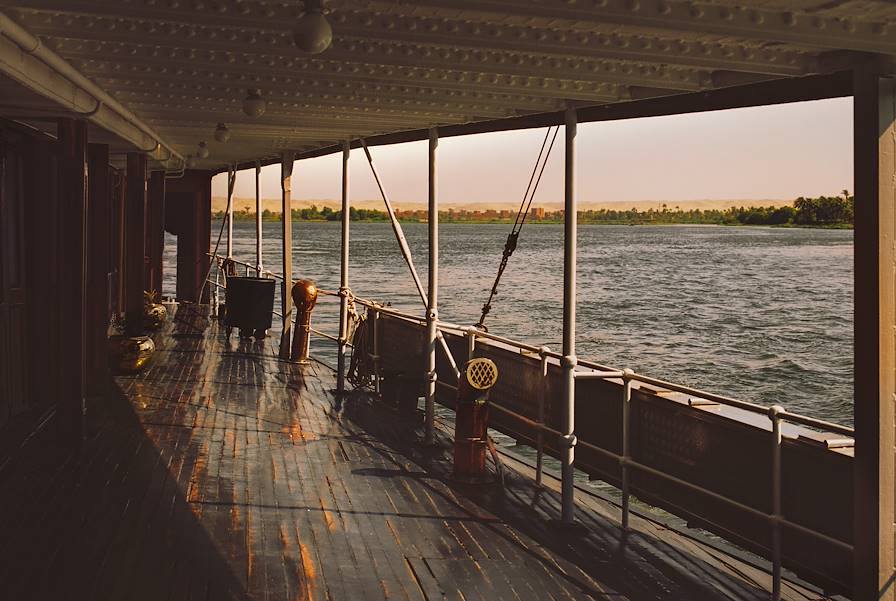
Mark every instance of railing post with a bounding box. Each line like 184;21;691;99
536;346;550;487
425;128;439;445
212;259;220;317
560;105;578;525
621;368;634;530
226;164;234;259
372;308;381;394
769;404;784;601
278;152;295;360
337;140;350;393
467;327;477;359
255;161;263;275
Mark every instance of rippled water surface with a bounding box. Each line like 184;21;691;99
164;221;853;426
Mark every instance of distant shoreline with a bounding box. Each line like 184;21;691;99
216;215;853;230
215;195;854;230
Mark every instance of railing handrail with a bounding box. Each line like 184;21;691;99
317;290;854;437
213;273;854;437
207;253;283;280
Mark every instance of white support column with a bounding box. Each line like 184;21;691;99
425;128;439;445
278;152;294;360
560;106;578;525
853;68;896;601
255;162;262;275
337;141;350;392
226;164;234;259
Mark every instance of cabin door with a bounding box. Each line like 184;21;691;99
0;131;29;429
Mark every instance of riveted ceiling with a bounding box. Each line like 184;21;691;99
1;0;894;170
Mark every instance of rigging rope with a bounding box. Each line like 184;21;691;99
475;126;560;330
197;164;236;303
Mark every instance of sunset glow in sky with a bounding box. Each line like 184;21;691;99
212;97;853;205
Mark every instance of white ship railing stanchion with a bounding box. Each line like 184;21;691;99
372;308;381;395
560;105;578;525
621;368;634;531
467;326;477;359
425;128;439;445
278;151;295;360
212;258;220;317
226;164;234;260
770;404;784;601
536;346;550;487
337;140;350;394
255;161;263;277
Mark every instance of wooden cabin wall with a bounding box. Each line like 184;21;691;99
0;124;63;446
0;126;29;432
0;120;126;454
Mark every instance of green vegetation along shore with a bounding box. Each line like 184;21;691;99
215;193;854;229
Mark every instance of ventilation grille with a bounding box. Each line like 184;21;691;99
466;358;498;390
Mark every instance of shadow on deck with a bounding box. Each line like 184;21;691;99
0;304;831;601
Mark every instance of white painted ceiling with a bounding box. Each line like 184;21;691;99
1;0;894;169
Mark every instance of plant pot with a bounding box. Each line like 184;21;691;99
108;334;155;373
143;302;168;329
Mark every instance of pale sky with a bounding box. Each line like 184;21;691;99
212;97;853;205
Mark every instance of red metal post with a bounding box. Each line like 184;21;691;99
290;279;318;363
453;357;498;483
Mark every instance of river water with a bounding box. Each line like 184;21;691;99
164;221;853;427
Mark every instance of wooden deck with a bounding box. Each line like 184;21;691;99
0;304;833;601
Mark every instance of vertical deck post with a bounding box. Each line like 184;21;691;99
337;141;350;392
560;106;578;525
226;164;234;259
425;128;439;444
278;152;295;360
536;346;550;486
853;68;896;601
621;369;633;530
124;152;148;336
255;162;263;275
86;143;111;398
168;171;212;304
146;170;165;294
56;118;89;444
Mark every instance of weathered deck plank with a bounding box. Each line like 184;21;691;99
0;304;834;601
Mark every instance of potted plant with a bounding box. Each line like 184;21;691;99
143;290;168;329
107;311;156;373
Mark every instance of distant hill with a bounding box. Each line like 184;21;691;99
212;197;794;214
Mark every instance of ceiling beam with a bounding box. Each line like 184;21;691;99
11;6;811;77
14;0;896;56
106;82;554;119
91;73;564;108
46;35;706;93
336;0;896;56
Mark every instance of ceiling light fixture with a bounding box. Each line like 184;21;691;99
197;141;209;158
185;154;195;168
293;0;332;54
242;89;266;117
214;123;231;143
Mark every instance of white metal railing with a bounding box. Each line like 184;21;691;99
205;263;853;598
311;288;854;601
